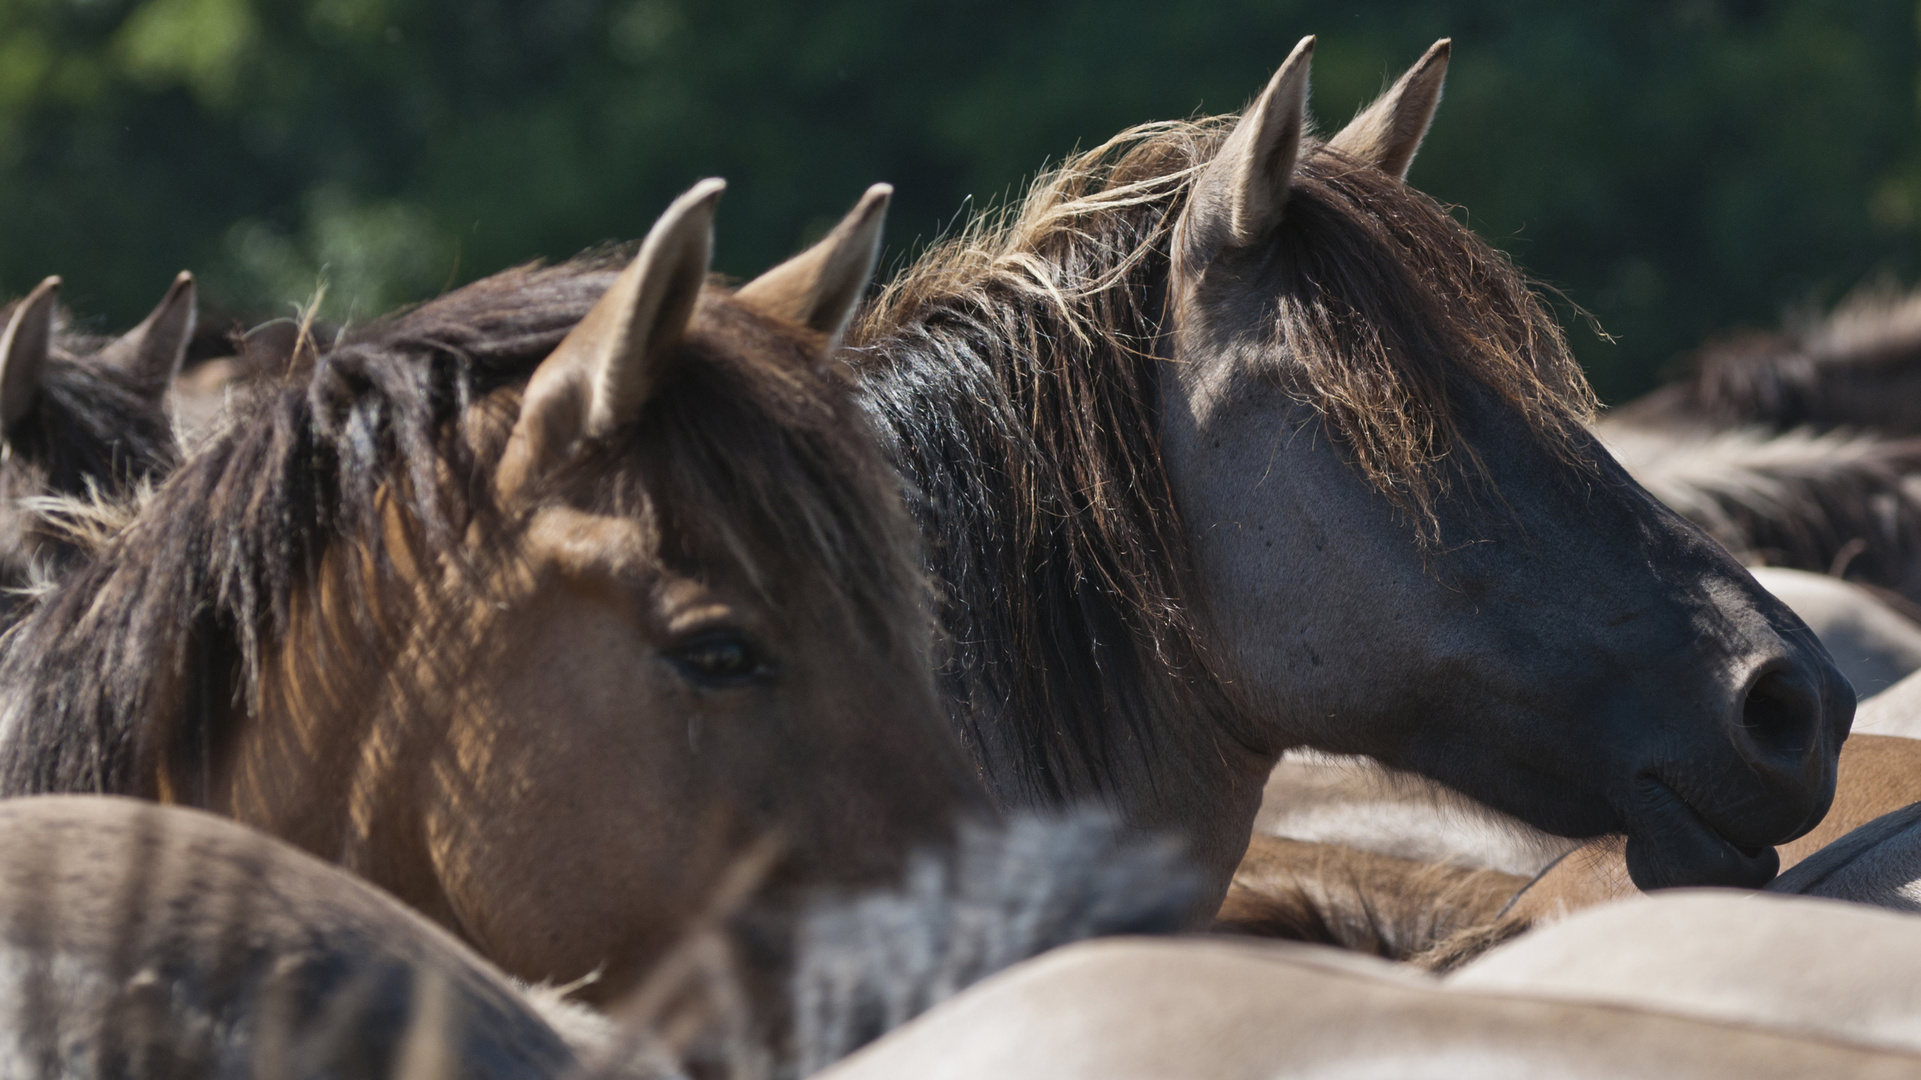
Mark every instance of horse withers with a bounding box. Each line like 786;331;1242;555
850;36;1851;899
0;183;984;1012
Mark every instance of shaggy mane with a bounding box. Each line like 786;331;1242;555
0;305;180;625
1612;283;1921;434
847;116;1593;807
0;258;927;798
1601;422;1921;601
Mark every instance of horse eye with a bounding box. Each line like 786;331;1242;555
665;632;772;690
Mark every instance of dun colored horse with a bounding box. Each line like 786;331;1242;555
847;36;1850;899
1451;890;1921;1059
0;796;579;1080
1601;421;1921;603
1610;281;1921;437
0;182;983;1012
0;273;194;621
0;796;1199;1077
813;935;1921;1079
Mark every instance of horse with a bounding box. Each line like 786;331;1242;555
813;934;1921;1079
1609;281;1921;437
1213;832;1528;959
0;181;987;1015
845;35;1850;900
1599;421;1921;603
0;796;583;1080
1450;890;1921;1059
1396;724;1921;969
164;317;307;448
1249;750;1574;877
1236;562;1921;934
1767;799;1921;910
0;273;194;622
1746;568;1921;697
0;795;1202;1078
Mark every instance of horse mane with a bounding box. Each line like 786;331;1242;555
847;117;1593;808
0;304;180;616
0;257;927;798
1601;422;1921;600
1612;283;1921;434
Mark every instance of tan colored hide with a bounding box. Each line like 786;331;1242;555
1215;834;1526;957
1451;891;1921;1058
817;937;1921;1080
1498;732;1921;934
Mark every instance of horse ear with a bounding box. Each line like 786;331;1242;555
735;183;891;351
1327;39;1450;180
0;277;59;431
1189;36;1314;251
236;318;313;373
95;271;196;390
499;178;722;495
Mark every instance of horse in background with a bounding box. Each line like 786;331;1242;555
1610;283;1921;437
812;933;1921;1080
0;796;582;1080
0;792;1202;1079
0;273;194;622
0;182;989;1027
1599;422;1921;604
848;35;1850;900
1594;284;1921;603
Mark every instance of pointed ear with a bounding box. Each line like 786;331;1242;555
95;271;196;389
497;178;723;497
236;316;321;375
1328;39;1450;180
735;183;891;351
237;319;302;370
0;277;59;431
1188;36;1314;251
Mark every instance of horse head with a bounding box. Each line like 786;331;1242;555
1162;38;1852;890
0;183;985;1009
0;272;192;619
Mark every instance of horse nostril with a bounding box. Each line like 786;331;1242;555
1738;665;1819;763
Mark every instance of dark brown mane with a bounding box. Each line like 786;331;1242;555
0;258;925;798
1611;284;1921;434
1604;423;1921;603
1227;142;1597;527
846;117;1593;808
0;308;180;621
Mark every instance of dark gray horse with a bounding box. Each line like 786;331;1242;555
849;37;1851;896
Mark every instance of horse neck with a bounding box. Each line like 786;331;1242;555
852;295;1274;895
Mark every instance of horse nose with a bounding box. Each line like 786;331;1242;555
1725;656;1846;835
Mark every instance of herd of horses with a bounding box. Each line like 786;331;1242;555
9;32;1921;1078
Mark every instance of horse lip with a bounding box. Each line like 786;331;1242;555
1620;774;1779;891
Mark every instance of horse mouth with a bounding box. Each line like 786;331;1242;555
1621;774;1779;890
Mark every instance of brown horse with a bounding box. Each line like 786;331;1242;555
0;273;194;621
1611;282;1921;437
847;37;1850;900
0;182;983;1010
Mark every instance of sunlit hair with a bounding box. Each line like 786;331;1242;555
849;115;1595;804
0;257;928;798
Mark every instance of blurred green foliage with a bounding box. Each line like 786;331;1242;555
0;0;1915;399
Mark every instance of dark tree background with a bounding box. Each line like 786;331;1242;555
0;0;1915;400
